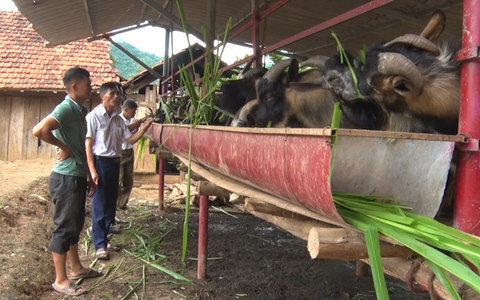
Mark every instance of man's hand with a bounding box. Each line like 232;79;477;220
56;147;74;162
140;117;154;133
87;176;97;197
91;171;99;187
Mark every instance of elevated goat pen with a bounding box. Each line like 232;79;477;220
146;123;478;299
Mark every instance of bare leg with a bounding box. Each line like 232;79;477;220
52;251;70;288
68;243;89;277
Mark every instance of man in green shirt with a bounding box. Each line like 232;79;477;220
33;67;102;296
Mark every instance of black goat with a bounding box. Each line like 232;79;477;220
252;58;354;128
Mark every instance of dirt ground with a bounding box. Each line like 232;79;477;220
0;159;430;300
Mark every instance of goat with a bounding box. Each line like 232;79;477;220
314;10;459;134
212;64;267;125
252;58;354;128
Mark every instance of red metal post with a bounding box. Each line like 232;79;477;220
454;0;480;236
197;194;209;279
158;158;165;211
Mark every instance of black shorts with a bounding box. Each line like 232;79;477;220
48;172;87;254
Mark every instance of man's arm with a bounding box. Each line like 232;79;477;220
33;116;73;160
126;117;154;145
85;137;98;185
127;117;148;132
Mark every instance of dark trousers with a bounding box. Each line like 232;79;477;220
117;148;135;209
48;172;87;254
92;156;120;250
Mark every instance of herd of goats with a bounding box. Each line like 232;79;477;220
150;9;461;215
156;9;458;136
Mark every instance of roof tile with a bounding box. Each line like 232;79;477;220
0;11;117;91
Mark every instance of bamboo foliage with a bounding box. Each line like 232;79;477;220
174;0;233;265
334;192;480;298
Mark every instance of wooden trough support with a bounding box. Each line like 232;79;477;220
183;157;477;300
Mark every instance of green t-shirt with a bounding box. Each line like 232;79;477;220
50;96;89;177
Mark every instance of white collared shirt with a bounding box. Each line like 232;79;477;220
120;113;136;150
86;105;133;157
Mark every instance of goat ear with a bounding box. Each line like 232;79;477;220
392;76;419;96
286;59;299;84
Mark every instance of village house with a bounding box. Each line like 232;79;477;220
0;11;118;161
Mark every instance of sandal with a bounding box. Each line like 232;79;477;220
70;268;103;280
107;243;121;252
96;248;109;260
52;282;87;296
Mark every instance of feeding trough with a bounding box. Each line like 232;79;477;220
147;123;480;298
147;124;462;220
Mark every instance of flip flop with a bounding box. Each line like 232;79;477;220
70;268;103;280
107;243;121;252
96;248;109;260
52;282;87;296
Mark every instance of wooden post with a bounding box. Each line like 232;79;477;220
158;158;165;211
197;194;209;279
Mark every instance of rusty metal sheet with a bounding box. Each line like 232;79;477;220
151;124;342;221
330;135;455;218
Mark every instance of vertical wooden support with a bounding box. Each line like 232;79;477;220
197;194;209;279
158;158;165;211
454;0;480;236
251;0;262;67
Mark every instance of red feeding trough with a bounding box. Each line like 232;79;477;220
148;124;462;221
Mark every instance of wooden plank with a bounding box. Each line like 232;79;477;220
0;96;12;161
133;142;157;173
9;97;26;161
37;97;59;159
24;98;42;160
125;94;145;102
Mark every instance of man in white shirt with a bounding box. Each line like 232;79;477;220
117;99;148;210
85;82;153;260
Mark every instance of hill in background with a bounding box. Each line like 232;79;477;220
110;40;162;80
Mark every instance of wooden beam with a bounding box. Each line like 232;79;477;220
107;37;164;80
141;0;204;41
82;0;95;36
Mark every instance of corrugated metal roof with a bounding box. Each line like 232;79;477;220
11;0;464;59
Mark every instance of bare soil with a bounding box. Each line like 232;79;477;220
0;159;430;300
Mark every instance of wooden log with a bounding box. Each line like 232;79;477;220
368;257;480;300
248;210;320;240
245;198;314;221
307;227;415;261
197;181;231;198
178;163;206;181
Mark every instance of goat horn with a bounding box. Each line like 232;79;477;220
263;59;294;82
300;55;329;71
231;99;259;127
377;52;424;93
383;34;440;56
237;56;256;78
240;67;268;79
420;9;446;41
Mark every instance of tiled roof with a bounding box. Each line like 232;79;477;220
0;11;117;91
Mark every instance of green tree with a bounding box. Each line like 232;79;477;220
110;41;163;80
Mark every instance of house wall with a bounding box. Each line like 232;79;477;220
0;90;156;174
0;91;100;161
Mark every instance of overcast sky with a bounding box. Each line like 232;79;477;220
0;0;251;64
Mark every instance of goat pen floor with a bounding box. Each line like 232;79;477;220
0;159;430;300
